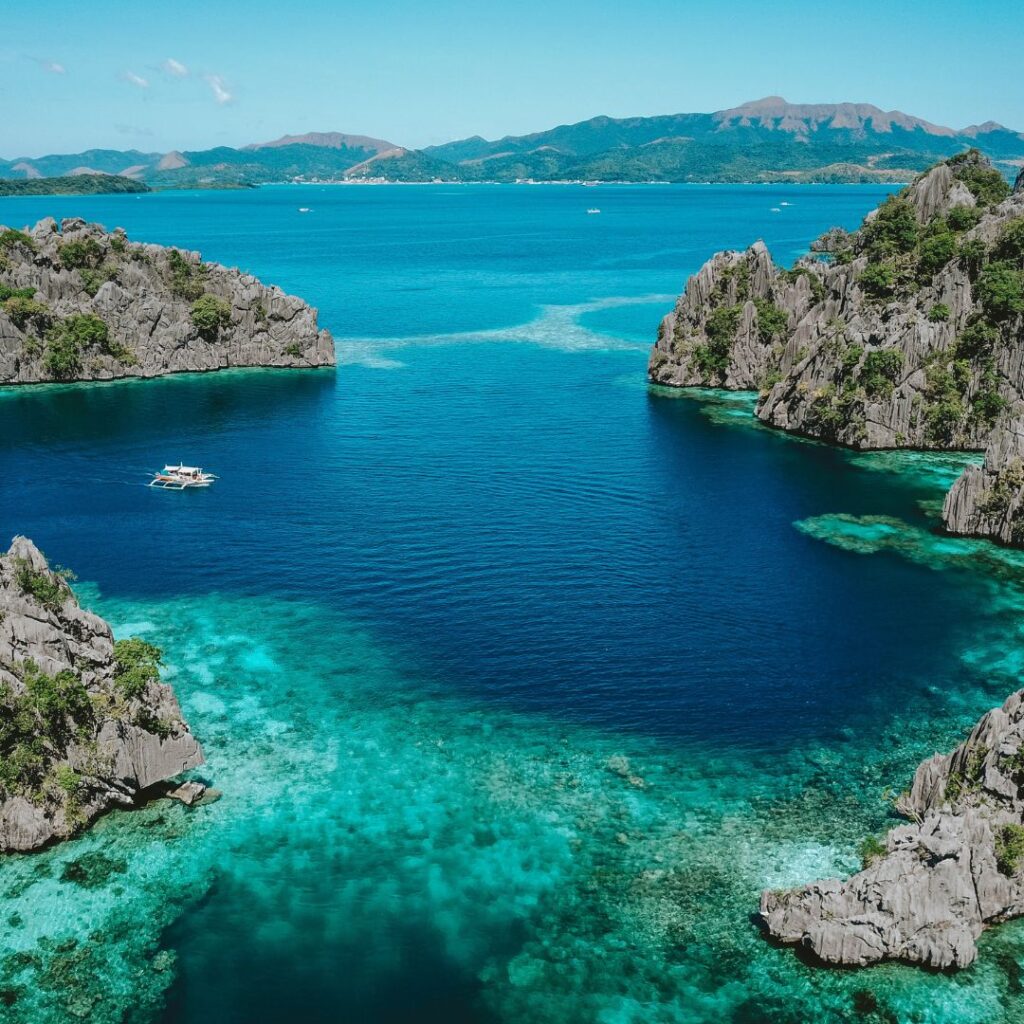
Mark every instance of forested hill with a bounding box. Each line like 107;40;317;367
3;98;1023;186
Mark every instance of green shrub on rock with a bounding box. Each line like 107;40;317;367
993;218;1024;266
949;149;1012;207
859;350;903;399
0;229;36;253
56;238;104;270
753;298;787;344
928;304;950;323
167;249;206;300
859;262;897;300
862;195;919;259
113;638;162;701
916;231;957;281
947;205;982;232
190;294;232;337
42;314;111;379
977;263;1024;323
996;824;1024;876
3;294;50;329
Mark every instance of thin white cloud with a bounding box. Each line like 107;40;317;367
40;59;65;74
122;70;150;89
162;57;188;77
115;123;155;137
204;73;233;105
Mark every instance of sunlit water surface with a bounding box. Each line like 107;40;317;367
1;184;1021;1023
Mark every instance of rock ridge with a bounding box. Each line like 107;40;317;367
759;689;1024;969
0;537;204;851
0;217;335;383
649;150;1024;546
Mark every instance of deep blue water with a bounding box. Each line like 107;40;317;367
3;184;1021;1024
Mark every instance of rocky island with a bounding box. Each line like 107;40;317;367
760;691;1024;969
649;151;1024;547
0;217;335;383
0;537;203;851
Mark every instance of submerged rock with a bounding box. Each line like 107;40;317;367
760;690;1024;969
0;536;204;851
0;217;335;383
649;150;1024;547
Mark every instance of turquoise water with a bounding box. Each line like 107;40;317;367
1;184;1022;1022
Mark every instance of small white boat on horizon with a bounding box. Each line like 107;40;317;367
587;208;601;215
150;464;217;489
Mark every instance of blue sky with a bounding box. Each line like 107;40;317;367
4;0;1023;156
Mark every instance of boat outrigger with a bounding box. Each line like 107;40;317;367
149;464;217;489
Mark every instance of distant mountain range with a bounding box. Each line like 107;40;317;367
4;98;1023;188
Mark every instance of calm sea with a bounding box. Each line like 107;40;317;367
2;183;1022;1023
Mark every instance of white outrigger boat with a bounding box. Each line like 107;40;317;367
149;464;217;489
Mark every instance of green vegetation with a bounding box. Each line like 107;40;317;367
77;266;116;297
841;343;863;374
711;260;751;306
859;350;903;399
753;298;787;344
804;383;864;442
112;638;162;701
41;313;130;379
954;316;998;358
0;283;35;303
993;218;1024;265
859;261;896;299
1001;745;1024;780
0;174;149;197
947;204;981;232
284;343;302;358
0;229;36;253
949;149;1012;207
12;558;73;610
958;238;987;280
944;744;989;803
2;293;49;329
971;364;1007;426
861;195;919;260
781;266;827;305
167;249;206;300
977;262;1024;322
0;660;93;799
923;362;968;444
56;238;103;270
190;294;232;336
916;229;956;281
858;834;887;868
928;303;950;323
996;824;1024;876
979;461;1024;520
693;304;742;381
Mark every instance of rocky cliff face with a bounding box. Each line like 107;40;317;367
0;217;335;383
0;537;203;851
760;690;1024;969
650;150;1024;545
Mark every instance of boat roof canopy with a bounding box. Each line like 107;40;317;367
163;465;202;473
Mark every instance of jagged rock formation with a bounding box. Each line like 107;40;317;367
760;690;1024;969
0;217;335;383
0;537;203;851
650;150;1024;545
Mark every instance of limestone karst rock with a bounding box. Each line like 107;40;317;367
760;690;1024;969
649;150;1024;545
0;537;204;851
0;217;335;383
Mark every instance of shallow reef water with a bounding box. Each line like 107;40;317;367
0;576;1022;1023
